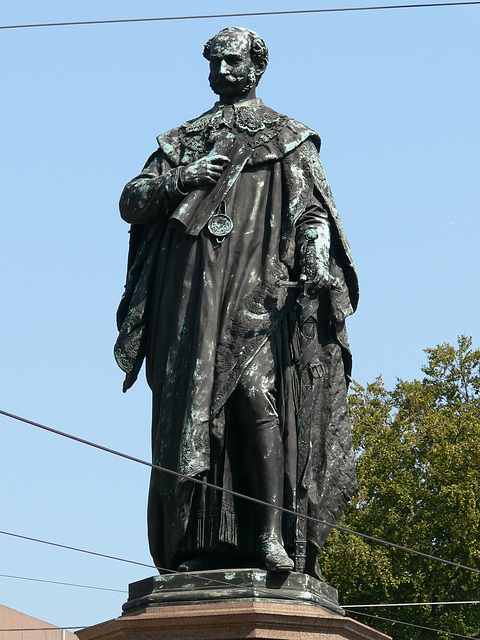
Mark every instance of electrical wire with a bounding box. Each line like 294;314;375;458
0;530;155;570
1;2;479;30
344;600;480;608
2;522;478;631
2;609;478;636
0;529;344;607
13;528;477;616
0;536;478;636
5;542;476;640
0;530;290;606
2;408;480;576
2;607;480;635
2;4;478;623
0;572;125;593
2;569;477;609
349;609;478;639
0;628;81;633
2;569;479;610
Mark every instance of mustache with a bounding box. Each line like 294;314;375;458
209;72;241;86
208;68;257;95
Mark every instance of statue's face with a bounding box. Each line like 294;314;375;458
208;31;257;99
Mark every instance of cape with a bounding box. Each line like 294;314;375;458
115;99;359;570
115;100;358;391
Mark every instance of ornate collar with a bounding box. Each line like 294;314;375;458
157;101;319;166
181;99;287;138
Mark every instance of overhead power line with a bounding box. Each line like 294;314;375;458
0;529;353;607
1;570;477;609
350;610;478;639
0;531;293;603
2;528;479;628
0;532;287;614
2;619;475;638
2;407;480;576
0;628;81;633
0;572;125;593
3;534;478;635
1;619;476;638
344;600;480;608
2;610;478;637
1;2;479;30
0;530;155;570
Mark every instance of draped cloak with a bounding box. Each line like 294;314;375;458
114;99;359;571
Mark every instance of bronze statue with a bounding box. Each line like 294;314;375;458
115;27;358;577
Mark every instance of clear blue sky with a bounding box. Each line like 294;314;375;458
1;0;479;631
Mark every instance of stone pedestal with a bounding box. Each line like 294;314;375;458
76;570;391;640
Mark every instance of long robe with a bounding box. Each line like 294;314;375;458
115;99;359;571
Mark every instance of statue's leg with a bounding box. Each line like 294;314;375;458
232;342;294;572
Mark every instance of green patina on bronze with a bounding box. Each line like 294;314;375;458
115;26;358;579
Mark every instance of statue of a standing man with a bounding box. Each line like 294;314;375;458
115;27;358;577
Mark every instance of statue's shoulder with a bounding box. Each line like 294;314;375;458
245;102;321;163
279;116;321;155
257;103;317;134
155;127;182;164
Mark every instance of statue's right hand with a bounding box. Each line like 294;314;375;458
181;155;230;189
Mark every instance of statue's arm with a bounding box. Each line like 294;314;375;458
120;149;231;224
296;199;334;294
288;140;336;293
119;151;186;224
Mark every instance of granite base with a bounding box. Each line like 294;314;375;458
76;600;391;640
76;570;391;640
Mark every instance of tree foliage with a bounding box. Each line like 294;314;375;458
321;336;480;639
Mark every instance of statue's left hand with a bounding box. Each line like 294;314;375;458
299;264;338;296
298;227;338;295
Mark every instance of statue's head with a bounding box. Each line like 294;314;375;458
203;27;269;100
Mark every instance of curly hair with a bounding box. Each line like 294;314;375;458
203;27;269;72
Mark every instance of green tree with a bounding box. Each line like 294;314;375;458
321;336;480;639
